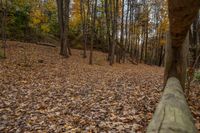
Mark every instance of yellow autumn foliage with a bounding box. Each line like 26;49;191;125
29;7;50;33
44;0;56;11
70;0;81;28
30;9;42;25
160;39;166;46
41;24;50;33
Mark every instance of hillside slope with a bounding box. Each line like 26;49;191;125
0;41;199;132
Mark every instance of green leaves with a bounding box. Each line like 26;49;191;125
5;0;58;40
195;70;200;81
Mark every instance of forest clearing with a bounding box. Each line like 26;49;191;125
1;0;200;132
0;41;199;132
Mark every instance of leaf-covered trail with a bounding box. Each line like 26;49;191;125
0;41;199;132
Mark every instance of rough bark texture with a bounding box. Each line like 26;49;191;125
56;0;70;57
56;0;64;55
168;0;200;48
89;0;97;65
147;77;197;133
147;0;200;133
80;0;87;58
1;0;7;58
164;32;189;89
110;0;118;65
149;1;200;132
164;0;200;88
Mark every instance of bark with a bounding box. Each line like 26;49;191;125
147;77;197;133
118;0;124;63
105;0;111;61
89;0;97;65
110;0;118;65
148;1;200;132
168;0;200;48
120;0;124;46
164;32;189;90
1;0;6;58
64;0;71;56
123;0;130;63
164;0;200;88
189;15;199;67
140;27;145;62
56;0;64;55
159;46;164;66
144;12;149;63
80;0;87;58
56;0;71;57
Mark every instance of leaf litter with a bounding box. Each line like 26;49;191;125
0;41;199;132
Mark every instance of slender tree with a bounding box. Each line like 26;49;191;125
56;0;71;57
0;0;7;58
110;0;119;65
89;0;97;64
80;0;87;58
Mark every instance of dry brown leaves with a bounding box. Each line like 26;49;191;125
0;41;199;133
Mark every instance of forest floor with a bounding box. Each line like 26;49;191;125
0;41;200;133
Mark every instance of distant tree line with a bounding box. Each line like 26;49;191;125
0;0;58;42
56;0;200;66
0;0;200;67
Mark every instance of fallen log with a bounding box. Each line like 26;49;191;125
126;57;138;65
36;42;56;47
147;77;197;133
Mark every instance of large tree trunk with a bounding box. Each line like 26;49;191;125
164;32;189;90
147;77;197;133
148;0;200;132
56;0;64;55
56;0;71;57
164;0;200;89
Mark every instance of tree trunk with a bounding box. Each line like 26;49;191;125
147;77;197;133
89;0;97;65
148;1;200;132
164;32;189;90
140;27;145;62
144;13;149;63
56;0;71;57
56;0;64;55
1;0;7;58
159;46;164;66
80;0;87;58
64;0;71;57
120;0;124;46
164;0;200;89
105;0;112;61
123;0;130;63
